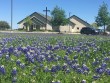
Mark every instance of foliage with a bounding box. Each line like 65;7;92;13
91;22;99;29
0;33;110;83
0;21;10;30
95;2;110;32
24;16;32;31
51;6;68;31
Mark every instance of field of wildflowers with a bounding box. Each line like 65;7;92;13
0;33;110;83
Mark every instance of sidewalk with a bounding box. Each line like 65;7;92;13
0;31;80;34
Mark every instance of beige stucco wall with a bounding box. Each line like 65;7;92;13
47;24;52;30
18;21;25;29
70;18;86;32
60;25;73;33
60;17;90;33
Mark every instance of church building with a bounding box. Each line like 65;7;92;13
18;12;91;32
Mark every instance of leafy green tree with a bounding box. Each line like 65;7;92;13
0;21;10;30
95;2;110;33
91;22;99;29
51;6;68;32
24;16;32;31
106;24;110;31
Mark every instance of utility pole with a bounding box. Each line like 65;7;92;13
43;7;50;31
11;0;13;31
69;12;71;33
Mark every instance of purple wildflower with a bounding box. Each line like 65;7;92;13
16;59;21;66
5;55;10;60
0;65;6;74
11;67;17;76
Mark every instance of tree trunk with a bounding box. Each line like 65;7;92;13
104;23;105;34
27;26;30;31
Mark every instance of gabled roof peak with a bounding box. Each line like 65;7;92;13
69;15;91;27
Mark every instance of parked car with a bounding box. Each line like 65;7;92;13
96;29;104;34
96;29;110;35
80;27;99;35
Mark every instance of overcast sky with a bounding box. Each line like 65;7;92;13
0;0;110;29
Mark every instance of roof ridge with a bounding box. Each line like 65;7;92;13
17;12;51;24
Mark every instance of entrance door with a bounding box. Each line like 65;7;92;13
36;25;40;30
30;25;33;31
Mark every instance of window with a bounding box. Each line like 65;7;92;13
77;27;79;30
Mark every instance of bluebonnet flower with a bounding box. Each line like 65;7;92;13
67;60;72;65
82;64;89;71
92;61;99;66
93;75;100;80
76;47;81;53
105;68;110;75
20;63;25;69
66;68;70;73
56;56;61;60
53;45;60;50
16;59;21;66
55;64;61;71
62;63;68;71
44;66;50;72
101;63;107;68
8;46;14;53
22;47;28;54
77;68;83;74
0;65;6;74
5;55;10;60
79;42;83;46
46;45;52;50
64;55;68;61
17;46;22;51
39;64;43;67
72;59;78;63
12;77;17;83
95;67;104;74
11;67;17;76
84;48;88;52
67;48;73;54
30;58;34;63
104;57;110;61
65;52;69;55
51;65;57;72
71;63;79;70
73;55;78;59
31;69;36;75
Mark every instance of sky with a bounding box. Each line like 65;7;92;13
0;0;110;29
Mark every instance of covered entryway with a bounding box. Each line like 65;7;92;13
31;16;46;31
23;16;46;31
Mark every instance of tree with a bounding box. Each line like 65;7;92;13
24;16;32;31
91;22;99;29
106;24;110;31
95;2;110;33
0;21;10;30
51;6;68;32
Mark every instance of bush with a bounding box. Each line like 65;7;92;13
0;21;10;30
17;28;24;31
